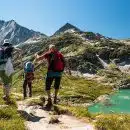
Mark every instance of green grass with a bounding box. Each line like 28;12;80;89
0;90;25;130
12;65;130;129
60;75;112;103
12;65;47;96
13;65;113;104
26;97;45;106
95;114;130;130
12;65;115;128
54;105;92;119
60;44;86;57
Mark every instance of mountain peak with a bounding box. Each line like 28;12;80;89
64;22;74;26
54;23;81;35
63;23;80;29
10;19;16;24
7;20;17;26
0;19;46;45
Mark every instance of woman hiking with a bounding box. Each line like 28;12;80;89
0;39;22;101
35;44;65;108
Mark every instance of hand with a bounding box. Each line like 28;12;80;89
34;53;39;58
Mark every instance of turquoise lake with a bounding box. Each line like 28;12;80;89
88;89;130;113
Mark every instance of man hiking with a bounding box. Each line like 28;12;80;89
0;39;22;101
35;44;65;107
23;61;34;99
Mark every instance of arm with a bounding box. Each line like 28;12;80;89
35;52;49;62
35;53;45;61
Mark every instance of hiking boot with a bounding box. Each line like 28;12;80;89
3;95;10;101
29;94;32;98
3;95;7;101
23;96;27;100
45;98;52;109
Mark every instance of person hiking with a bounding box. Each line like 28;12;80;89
0;39;22;101
35;44;65;107
23;61;34;99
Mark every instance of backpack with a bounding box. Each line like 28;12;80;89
0;46;13;65
24;62;34;73
0;47;7;65
49;52;65;72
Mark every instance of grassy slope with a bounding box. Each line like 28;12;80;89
12;65;130;130
95;114;130;130
0;90;25;130
13;65;113;103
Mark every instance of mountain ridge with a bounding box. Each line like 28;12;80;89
0;19;47;45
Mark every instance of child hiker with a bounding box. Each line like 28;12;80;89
23;61;34;99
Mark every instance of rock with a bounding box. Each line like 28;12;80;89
118;79;130;89
49;115;60;124
0;105;8;108
94;94;110;103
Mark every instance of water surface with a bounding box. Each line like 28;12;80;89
88;89;130;113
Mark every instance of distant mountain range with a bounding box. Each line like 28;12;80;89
0;20;47;45
0;19;128;47
0;20;104;45
8;20;129;74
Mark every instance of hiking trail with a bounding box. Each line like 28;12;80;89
17;97;95;130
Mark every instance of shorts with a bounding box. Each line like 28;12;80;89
24;72;34;82
0;70;12;85
45;76;61;90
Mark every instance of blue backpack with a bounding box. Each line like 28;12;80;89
24;62;34;73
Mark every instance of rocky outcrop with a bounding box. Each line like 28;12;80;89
119;79;130;89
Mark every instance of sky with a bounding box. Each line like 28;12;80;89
0;0;130;39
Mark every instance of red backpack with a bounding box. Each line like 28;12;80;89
49;52;65;72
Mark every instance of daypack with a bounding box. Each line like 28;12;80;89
0;46;13;65
24;62;34;73
0;47;7;65
49;52;65;72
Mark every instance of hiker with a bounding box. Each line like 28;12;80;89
0;39;22;101
23;61;34;99
35;44;65;107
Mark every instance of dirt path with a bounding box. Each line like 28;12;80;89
17;100;95;130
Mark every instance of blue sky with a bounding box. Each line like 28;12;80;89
0;0;129;39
